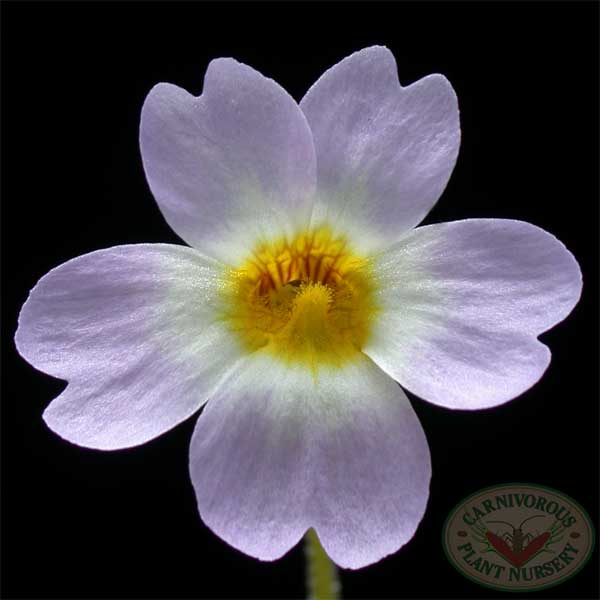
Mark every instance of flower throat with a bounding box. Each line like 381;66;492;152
221;226;379;373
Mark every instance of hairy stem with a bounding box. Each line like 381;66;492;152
305;528;341;600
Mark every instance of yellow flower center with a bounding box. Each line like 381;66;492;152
220;225;379;373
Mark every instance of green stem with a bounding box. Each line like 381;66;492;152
305;528;341;600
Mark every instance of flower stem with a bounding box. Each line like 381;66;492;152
305;528;341;600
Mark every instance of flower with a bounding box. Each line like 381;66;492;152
15;46;582;570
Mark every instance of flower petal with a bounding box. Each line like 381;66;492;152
140;59;317;263
300;46;460;252
189;353;430;569
364;219;582;410
15;244;243;450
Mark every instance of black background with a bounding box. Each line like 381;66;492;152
2;2;598;599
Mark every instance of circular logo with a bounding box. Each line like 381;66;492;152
442;483;595;592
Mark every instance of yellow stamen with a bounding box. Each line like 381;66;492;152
220;225;379;374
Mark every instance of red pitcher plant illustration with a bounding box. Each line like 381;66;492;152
469;515;566;568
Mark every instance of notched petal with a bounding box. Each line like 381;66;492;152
189;353;430;569
301;46;461;251
364;219;582;410
15;244;243;450
140;58;317;263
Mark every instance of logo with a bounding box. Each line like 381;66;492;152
442;483;595;592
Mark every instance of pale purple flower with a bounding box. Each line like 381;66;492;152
15;47;581;569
